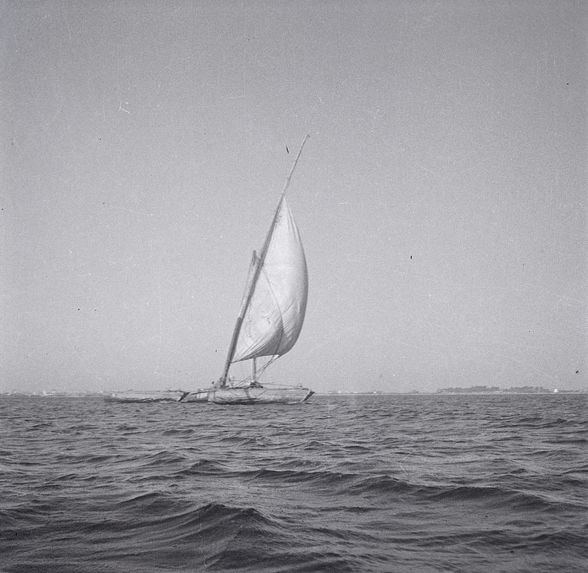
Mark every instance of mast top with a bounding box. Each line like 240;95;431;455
279;134;310;200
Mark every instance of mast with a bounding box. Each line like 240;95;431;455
219;135;309;387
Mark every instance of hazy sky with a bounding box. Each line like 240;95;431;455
1;1;586;393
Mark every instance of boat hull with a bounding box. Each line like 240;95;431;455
105;390;187;403
209;386;314;405
180;390;210;402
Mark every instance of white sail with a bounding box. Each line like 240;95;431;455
232;197;308;362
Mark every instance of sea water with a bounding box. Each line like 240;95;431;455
0;393;586;572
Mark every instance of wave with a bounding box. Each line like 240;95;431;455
115;424;140;432
137;451;188;467
162;428;194;436
173;459;229;477
247;467;359;490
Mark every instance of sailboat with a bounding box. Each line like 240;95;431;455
207;136;314;405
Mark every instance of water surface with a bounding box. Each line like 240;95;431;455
1;393;586;572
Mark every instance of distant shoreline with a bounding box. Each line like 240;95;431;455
322;390;586;396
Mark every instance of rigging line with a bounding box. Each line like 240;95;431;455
257;355;278;378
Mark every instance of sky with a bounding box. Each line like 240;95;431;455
1;0;586;394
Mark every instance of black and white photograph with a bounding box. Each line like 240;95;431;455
1;1;586;571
